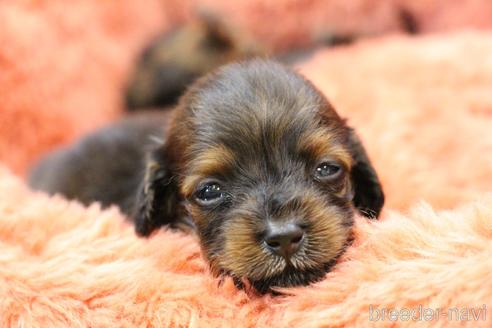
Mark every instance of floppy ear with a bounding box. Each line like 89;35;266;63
201;16;233;51
133;145;180;236
347;128;385;218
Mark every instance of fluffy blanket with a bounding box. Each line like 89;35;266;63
1;1;492;327
1;168;491;327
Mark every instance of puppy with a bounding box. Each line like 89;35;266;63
30;59;384;293
29;111;170;217
125;15;263;110
125;8;420;111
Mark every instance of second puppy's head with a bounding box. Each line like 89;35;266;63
125;16;263;110
134;60;384;293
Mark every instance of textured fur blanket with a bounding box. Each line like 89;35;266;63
1;168;491;327
1;1;491;327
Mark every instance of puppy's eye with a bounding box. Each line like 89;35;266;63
315;162;342;179
195;182;225;205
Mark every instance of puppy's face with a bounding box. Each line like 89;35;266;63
134;60;384;293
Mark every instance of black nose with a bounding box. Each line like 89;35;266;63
264;223;304;259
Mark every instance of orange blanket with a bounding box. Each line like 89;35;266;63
1;167;490;326
1;1;491;327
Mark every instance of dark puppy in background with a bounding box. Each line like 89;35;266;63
125;8;419;111
30;60;384;293
29;112;170;218
125;15;263;110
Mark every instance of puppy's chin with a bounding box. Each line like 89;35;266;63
229;242;352;294
233;260;339;295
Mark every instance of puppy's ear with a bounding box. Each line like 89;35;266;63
347;128;385;218
200;15;233;51
133;145;179;236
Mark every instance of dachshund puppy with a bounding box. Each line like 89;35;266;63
125;15;263;110
30;59;384;293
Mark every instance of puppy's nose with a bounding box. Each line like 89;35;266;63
264;223;304;259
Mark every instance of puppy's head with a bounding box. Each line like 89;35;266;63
134;60;384;293
125;15;263;110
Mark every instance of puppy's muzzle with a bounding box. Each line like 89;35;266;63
263;221;305;259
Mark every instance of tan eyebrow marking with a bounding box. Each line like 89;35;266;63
297;129;353;169
181;144;236;197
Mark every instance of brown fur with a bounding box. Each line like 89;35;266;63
125;15;264;110
182;144;236;197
